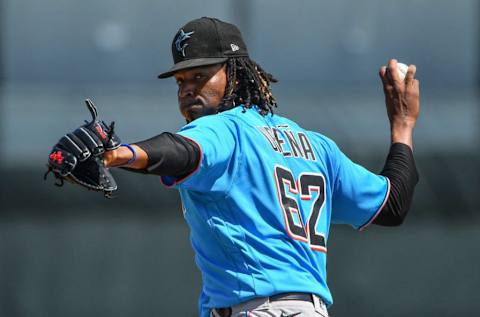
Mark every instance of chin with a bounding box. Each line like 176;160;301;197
187;114;205;123
182;104;219;123
185;110;212;123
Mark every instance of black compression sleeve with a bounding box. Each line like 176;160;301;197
125;132;200;177
373;143;419;226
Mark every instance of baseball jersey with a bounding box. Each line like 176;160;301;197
161;106;390;317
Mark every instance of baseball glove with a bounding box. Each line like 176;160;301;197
44;98;121;198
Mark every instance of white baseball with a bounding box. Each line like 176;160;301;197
390;62;408;81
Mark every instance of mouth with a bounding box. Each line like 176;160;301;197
181;98;204;110
185;103;203;109
182;104;203;118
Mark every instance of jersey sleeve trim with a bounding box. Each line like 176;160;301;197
160;135;203;188
359;176;391;231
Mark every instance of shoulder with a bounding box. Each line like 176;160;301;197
272;113;340;153
307;131;339;152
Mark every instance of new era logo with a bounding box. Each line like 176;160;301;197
230;43;239;51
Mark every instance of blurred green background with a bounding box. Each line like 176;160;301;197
1;1;479;316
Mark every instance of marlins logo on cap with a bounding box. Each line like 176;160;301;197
175;29;194;57
158;17;249;78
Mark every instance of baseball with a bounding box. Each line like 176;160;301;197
389;62;408;81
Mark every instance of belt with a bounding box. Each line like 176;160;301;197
270;293;314;302
212;293;316;317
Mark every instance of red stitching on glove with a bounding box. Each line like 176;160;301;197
95;124;108;140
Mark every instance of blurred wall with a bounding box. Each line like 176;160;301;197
1;1;479;317
3;0;477;84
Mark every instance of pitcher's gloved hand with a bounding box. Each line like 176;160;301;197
44;98;121;198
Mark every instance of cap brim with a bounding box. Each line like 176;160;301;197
158;57;228;78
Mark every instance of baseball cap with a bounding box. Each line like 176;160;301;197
158;17;249;79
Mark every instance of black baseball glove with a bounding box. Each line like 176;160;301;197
44;98;121;198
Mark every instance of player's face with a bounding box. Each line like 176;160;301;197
174;63;227;123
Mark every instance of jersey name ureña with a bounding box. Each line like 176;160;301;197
257;125;317;161
160;106;389;317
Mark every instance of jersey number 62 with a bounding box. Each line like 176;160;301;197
274;165;327;252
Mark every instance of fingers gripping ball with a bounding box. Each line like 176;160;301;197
44;98;121;198
387;62;408;81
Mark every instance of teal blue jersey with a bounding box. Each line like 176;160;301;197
161;106;390;317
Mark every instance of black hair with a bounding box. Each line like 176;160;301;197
219;57;278;116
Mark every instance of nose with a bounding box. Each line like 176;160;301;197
178;81;195;98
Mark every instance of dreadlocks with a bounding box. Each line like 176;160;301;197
219;57;278;116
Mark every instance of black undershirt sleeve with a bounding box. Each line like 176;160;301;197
121;132;200;178
373;143;419;226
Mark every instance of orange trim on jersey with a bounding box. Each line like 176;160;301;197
310;245;327;253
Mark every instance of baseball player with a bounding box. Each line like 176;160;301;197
50;17;420;317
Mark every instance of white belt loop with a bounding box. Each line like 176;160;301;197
312;294;327;314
